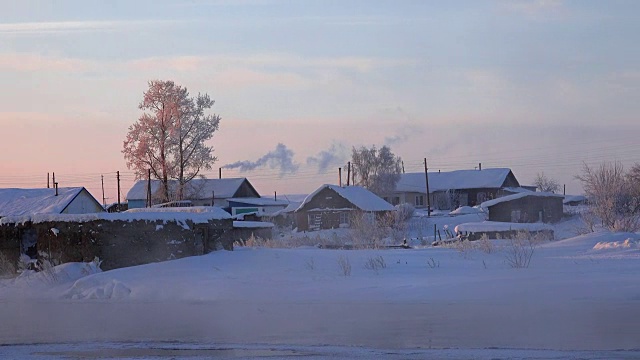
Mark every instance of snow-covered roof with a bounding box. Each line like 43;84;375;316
448;206;484;216
480;191;564;209
126;178;256;201
297;185;395;212
0;206;232;225
228;197;290;206
0;187;97;217
270;201;302;216
563;195;587;204
395;168;517;193
454;221;554;233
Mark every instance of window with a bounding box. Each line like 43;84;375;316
339;212;350;225
511;210;521;222
415;195;424;206
393;197;400;205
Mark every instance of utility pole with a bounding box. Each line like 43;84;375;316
347;162;351;186
101;175;106;207
424;158;431;217
116;171;121;210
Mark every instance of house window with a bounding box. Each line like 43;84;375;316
393;197;400;205
415;195;424;206
339;212;350;225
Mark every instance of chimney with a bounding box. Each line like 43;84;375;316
219;168;222;179
339;167;342;187
478;163;482;171
54;182;59;196
274;191;277;200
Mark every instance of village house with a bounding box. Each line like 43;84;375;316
481;192;565;224
295;185;395;231
0;187;104;218
126;178;261;210
387;168;523;210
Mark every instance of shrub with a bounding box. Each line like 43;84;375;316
364;255;386;273
504;231;536;269
337;255;352;276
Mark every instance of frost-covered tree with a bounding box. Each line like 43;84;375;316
576;161;640;231
174;93;220;199
123;80;220;202
533;172;560;193
350;145;402;196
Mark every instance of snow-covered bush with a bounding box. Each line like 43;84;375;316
337;255;352;276
477;233;495;254
395;203;415;221
503;231;537;269
364;255;386;273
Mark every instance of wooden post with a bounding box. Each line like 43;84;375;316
424;158;431;217
347;162;351;186
434;224;437;242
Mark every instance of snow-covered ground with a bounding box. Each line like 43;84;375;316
1;214;640;359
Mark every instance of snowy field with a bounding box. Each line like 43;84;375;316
1;214;640;359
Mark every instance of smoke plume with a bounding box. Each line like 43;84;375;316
223;143;299;176
306;142;348;173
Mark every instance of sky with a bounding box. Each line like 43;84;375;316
1;0;639;203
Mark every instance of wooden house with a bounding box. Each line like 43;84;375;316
481;192;564;223
295;185;395;231
387;168;521;210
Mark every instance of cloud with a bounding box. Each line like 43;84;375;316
0;53;92;72
306;142;348;173
0;20;180;35
223;143;299;176
501;0;566;20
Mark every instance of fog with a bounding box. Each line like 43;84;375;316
2;299;638;351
